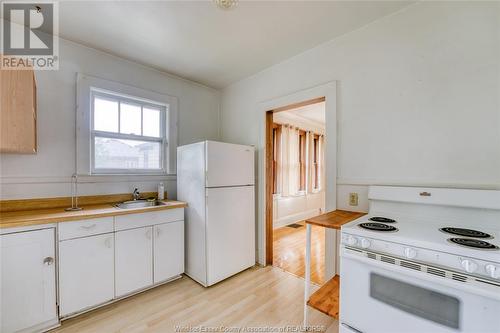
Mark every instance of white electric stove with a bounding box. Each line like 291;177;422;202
339;186;500;333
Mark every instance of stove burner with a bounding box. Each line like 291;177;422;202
359;222;398;232
448;238;498;250
368;216;396;223
440;227;492;239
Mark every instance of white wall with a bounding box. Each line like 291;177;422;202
273;192;325;229
221;2;500;260
0;38;221;200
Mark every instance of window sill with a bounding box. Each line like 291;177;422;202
76;174;176;183
274;190;324;199
90;172;168;176
274;192;307;199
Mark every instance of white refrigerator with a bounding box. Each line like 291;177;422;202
177;141;255;287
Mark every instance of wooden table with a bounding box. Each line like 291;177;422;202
303;210;366;327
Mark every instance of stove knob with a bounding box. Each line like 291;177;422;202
360;238;371;249
404;247;417;259
346;235;358;246
485;264;500;279
461;259;478;273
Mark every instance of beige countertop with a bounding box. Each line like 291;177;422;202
0;200;187;229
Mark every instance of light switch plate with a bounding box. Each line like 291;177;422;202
349;192;359;206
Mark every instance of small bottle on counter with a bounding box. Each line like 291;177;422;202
157;182;165;200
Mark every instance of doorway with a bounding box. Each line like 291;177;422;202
265;97;327;284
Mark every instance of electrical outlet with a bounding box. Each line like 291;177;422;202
349;192;359;206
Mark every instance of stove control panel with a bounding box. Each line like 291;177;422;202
485;264;500;279
404;247;417;259
360;238;371;249
341;232;500;281
346;235;357;246
461;259;478;273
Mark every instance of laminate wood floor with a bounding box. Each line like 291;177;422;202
52;266;337;333
273;221;325;285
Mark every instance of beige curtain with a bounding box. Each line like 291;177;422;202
280;125;300;196
306;131;314;193
318;135;325;190
280;125;289;196
275;127;282;196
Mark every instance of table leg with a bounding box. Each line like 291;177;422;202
303;223;312;328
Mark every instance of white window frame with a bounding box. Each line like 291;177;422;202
77;74;178;176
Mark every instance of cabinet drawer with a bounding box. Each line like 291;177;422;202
58;217;114;241
114;208;184;231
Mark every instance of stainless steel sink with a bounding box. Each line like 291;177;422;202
115;199;166;209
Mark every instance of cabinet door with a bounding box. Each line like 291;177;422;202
58;233;114;316
154;221;184;284
1;228;57;333
0;69;37;153
115;227;153;297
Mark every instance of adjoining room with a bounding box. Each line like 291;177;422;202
270;101;327;285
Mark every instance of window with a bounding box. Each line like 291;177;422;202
313;134;320;190
272;123;282;194
91;90;167;173
77;74;178;176
298;130;306;191
271;125;323;196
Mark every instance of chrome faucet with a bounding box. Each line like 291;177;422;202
65;174;82;211
133;188;141;200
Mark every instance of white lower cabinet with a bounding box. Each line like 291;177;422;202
1;228;58;333
58;233;114;317
154;221;184;283
115;226;153;297
0;208;184;333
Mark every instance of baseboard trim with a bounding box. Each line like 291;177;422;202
273;208;321;229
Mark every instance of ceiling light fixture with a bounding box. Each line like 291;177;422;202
214;0;238;10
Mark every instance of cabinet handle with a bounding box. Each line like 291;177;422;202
80;224;97;230
43;257;54;266
156;228;161;238
104;237;112;248
146;229;152;240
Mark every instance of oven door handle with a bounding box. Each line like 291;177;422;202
341;248;500;301
341;323;363;333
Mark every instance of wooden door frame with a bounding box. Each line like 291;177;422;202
265;97;326;265
257;81;337;271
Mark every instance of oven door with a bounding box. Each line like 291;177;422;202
340;248;500;333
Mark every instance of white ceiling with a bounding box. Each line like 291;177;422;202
284;101;326;125
57;1;414;88
273;101;326;133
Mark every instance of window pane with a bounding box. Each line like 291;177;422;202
120;103;141;135
143;107;161;137
94;137;161;170
94;97;118;132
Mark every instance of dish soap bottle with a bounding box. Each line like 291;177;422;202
157;182;164;200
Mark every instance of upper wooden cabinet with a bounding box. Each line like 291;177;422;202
0;68;37;153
